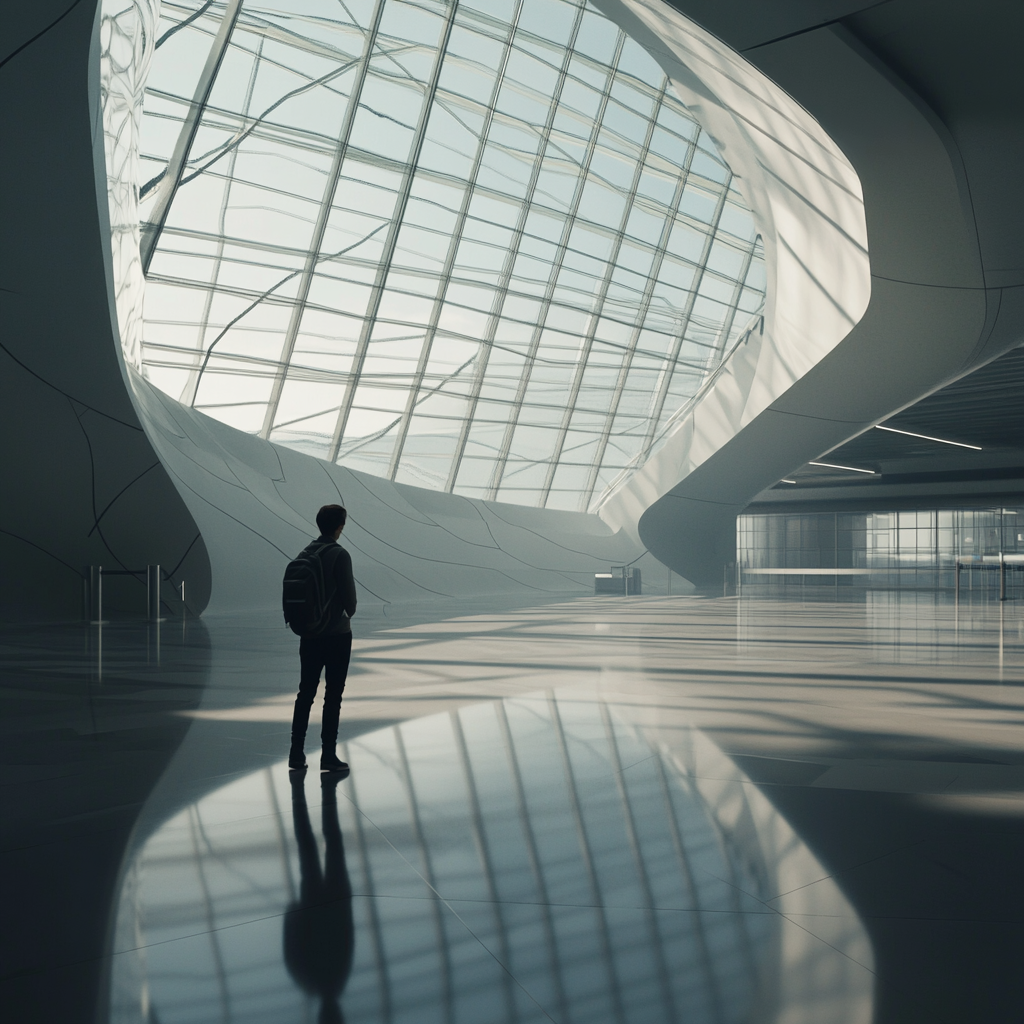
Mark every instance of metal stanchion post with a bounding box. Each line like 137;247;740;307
87;565;103;623
1000;598;1005;678
147;564;164;622
1000;552;1006;601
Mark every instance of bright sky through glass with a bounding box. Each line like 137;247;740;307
139;0;766;511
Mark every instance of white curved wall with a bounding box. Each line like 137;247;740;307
134;371;651;616
591;2;1024;587
594;0;871;539
102;0;873;607
96;0;653;617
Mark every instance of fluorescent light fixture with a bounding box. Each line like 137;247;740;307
781;478;797;484
808;461;877;475
874;424;982;450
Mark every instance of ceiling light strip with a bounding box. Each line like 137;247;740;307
874;424;982;450
808;461;876;475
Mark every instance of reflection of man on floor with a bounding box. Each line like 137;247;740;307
284;771;355;1024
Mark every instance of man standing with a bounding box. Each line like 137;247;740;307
287;504;357;773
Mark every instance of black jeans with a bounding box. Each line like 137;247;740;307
290;633;352;750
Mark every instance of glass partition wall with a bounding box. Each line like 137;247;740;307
136;0;765;511
737;508;1024;592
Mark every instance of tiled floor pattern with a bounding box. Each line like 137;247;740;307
3;590;1024;1022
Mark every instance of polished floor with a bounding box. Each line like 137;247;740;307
4;590;1024;1023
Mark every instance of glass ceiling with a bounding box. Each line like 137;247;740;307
139;0;765;511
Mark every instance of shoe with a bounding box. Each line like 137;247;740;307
320;751;349;773
288;749;307;771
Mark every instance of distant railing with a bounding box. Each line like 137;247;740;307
84;565;189;622
737;555;1024;600
955;554;1024;602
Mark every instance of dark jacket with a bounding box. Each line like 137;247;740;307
302;535;357;635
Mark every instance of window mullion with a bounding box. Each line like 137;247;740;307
181;33;265;407
329;1;462;462
486;28;628;503
539;81;668;508
581;136;705;509
386;0;527;481
445;1;589;494
141;0;245;274
259;0;390;440
634;177;738;468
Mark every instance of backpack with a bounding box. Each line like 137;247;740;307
282;543;337;637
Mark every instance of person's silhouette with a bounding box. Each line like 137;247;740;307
284;770;355;1024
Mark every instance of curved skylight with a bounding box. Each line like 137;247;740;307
138;0;765;510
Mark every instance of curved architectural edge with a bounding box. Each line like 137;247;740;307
592;0;871;582
94;0;660;617
0;0;212;622
132;370;651;616
598;2;1024;586
0;0;652;625
628;710;874;1023
95;0;675;616
133;1;768;513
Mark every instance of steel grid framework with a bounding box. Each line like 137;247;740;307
138;0;766;511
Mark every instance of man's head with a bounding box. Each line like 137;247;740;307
316;504;348;539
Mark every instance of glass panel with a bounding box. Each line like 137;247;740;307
137;0;766;510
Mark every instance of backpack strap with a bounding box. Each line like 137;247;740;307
314;542;341;602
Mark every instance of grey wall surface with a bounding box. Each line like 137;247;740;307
624;0;1024;586
0;2;211;622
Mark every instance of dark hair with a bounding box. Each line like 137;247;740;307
316;504;347;536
